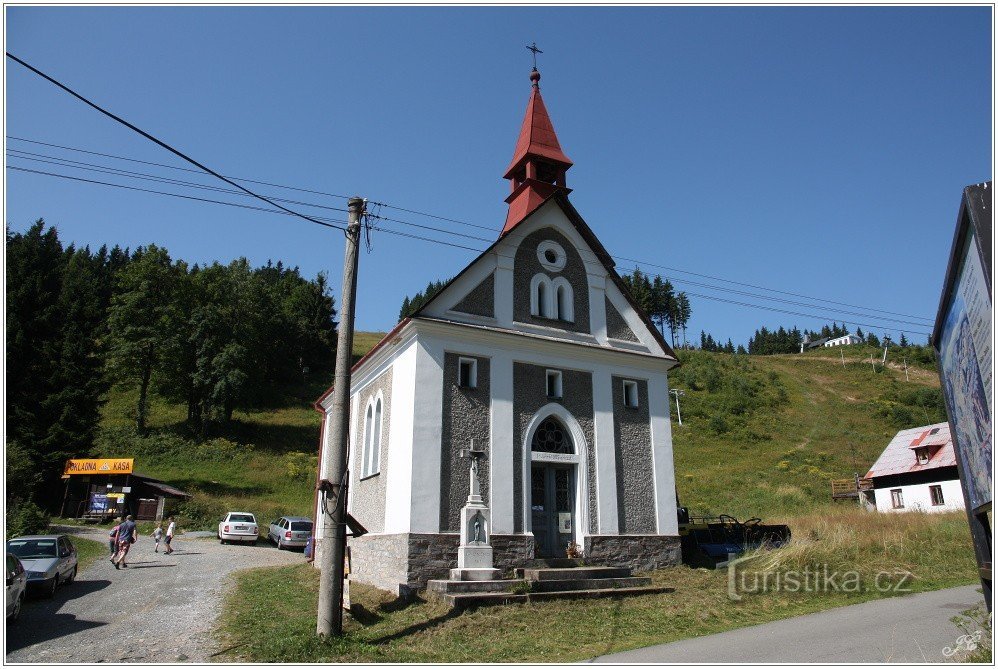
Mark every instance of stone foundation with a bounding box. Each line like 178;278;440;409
584;535;681;571
347;532;679;595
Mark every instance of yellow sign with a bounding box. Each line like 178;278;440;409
63;458;133;475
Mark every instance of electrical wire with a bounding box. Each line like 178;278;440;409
7;135;353;201
9;162;931;336
5;52;346;231
6;132;936;325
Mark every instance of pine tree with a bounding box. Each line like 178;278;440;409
106;245;177;433
899;333;909;348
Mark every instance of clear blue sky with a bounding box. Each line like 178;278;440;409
6;6;992;345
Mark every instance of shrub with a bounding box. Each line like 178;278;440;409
708;414;729;434
7;501;49;539
176;495;226;530
284;452;317;481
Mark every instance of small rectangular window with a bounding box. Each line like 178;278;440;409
930;485;944;506
546;370;563;398
915;447;929;464
623;380;639;408
890;489;904;509
458;357;477;389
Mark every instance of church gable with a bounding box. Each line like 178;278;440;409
451;272;495;318
512;225;590;335
605;296;639;342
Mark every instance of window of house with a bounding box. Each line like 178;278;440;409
890;489;904;509
458;357;477;389
915;447;930;465
546;370;563;399
623;380;639;408
930;485;944;506
361;397;383;478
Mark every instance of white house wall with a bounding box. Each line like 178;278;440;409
873;478;965;513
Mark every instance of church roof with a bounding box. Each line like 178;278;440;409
503;69;573;180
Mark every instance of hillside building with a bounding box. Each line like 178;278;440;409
823;334;862;347
313;67;682;594
864;422;964;513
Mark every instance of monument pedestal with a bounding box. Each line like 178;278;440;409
450;445;500;581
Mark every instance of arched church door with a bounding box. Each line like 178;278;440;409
530;417;576;558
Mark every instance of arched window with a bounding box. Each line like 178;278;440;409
530;273;554;318
361;396;383;477
553;277;574;322
531;417;574;454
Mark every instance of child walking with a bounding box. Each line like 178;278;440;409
152;523;164;552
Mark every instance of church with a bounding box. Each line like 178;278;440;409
314;66;682;594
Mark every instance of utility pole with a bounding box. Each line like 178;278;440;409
840;348;845;367
903;356;909;382
670;388;685;426
316;196;364;639
881;336;891;365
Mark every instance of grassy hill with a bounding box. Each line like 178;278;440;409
92;333;944;529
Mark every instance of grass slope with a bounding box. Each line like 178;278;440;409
215;508;977;663
92;336;943;530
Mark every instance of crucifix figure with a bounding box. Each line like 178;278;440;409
459;440;486;505
526;42;543;70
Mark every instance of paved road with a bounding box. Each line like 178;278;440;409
593;585;984;663
6;528;304;663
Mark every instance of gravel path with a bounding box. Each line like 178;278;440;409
5;527;304;663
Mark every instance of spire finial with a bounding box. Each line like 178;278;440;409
526;42;543;85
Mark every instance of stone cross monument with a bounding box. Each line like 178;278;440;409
451;440;500;581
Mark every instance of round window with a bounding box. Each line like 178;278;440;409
537;240;567;272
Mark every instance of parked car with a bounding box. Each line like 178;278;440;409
267;516;313;550
217;512;259;544
6;553;27;622
5;535;77;598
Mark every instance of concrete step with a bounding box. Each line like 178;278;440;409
440;585;674;608
426;579;521;594
520;566;632;581
521;558;586;568
528;576;650;592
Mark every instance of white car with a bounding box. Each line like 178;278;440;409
6;553;27;622
218;512;259;544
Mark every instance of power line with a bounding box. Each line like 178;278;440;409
7;149;350;213
5;52;346;232
6;132;936;324
7;166;349;228
7;135;353;201
9;162;932;336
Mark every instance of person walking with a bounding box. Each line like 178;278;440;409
108;517;122;556
151;523;164;552
111;515;137;569
164;516;176;555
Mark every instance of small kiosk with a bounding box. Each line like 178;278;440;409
60;458;190;522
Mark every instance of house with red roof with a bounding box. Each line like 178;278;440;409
312;67;682;594
865;422;964;513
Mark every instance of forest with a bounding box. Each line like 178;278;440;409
7;220;337;526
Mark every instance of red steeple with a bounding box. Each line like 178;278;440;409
501;68;573;235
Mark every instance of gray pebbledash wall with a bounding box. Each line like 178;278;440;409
451;272;495;318
605;297;639;342
611;376;656;533
513;227;590;334
440;353;491;532
350;367;393;533
512;362;597;534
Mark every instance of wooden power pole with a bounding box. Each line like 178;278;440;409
316;196;364;638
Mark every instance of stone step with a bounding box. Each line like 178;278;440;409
528;576;650;592
426;579;521;594
521;558;586;568
520;566;632;581
439;585;674;608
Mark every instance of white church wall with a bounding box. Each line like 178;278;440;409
649;374;679;535
383;341;419;534
409;337;445;533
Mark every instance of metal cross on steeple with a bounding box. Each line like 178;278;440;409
526;42;543;70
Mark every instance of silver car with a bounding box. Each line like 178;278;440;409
6;553;27;622
6;535;78;598
267;516;313;549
